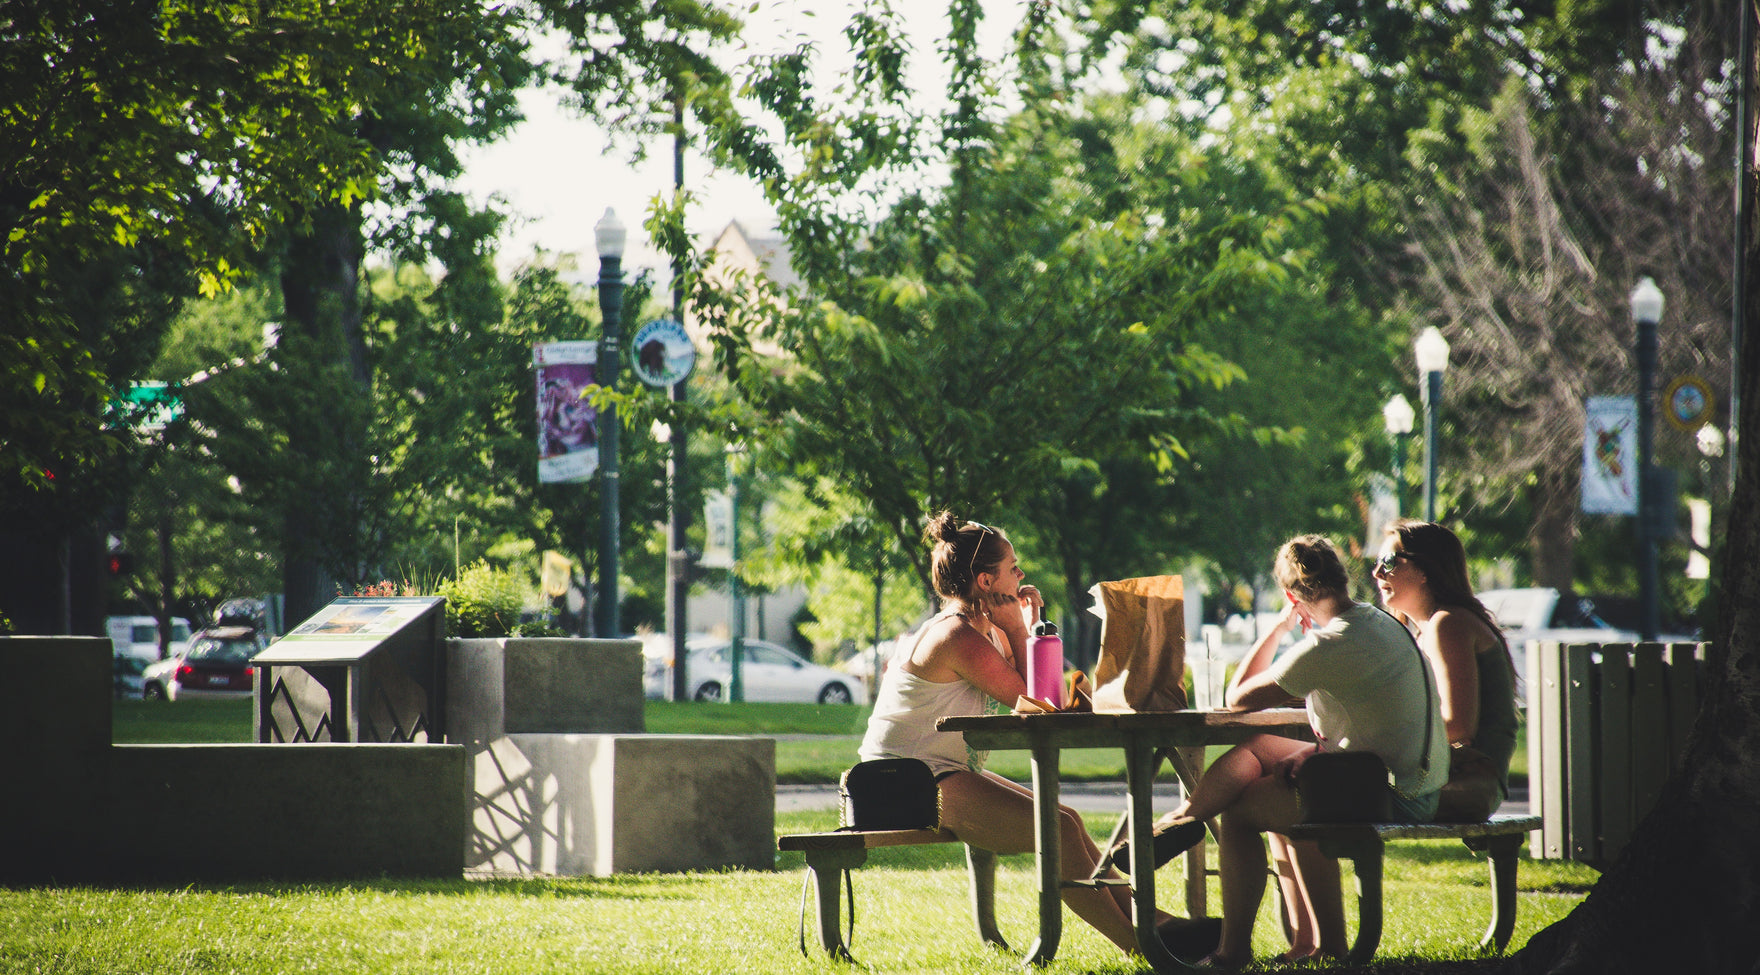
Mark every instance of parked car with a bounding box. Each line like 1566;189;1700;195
643;635;869;705
141;626;267;701
112;654;148;699
106;614;193;663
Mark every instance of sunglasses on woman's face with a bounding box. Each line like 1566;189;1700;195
1372;552;1409;576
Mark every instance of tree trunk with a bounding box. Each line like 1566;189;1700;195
278;203;366;624
1506;18;1760;970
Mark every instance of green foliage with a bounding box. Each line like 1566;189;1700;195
437;560;530;639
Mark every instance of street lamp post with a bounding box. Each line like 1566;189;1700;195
595;208;626;638
1415;327;1451;523
1383;393;1416;516
726;443;745;703
1632;276;1664;641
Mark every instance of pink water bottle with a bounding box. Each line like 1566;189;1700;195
1028;619;1064;704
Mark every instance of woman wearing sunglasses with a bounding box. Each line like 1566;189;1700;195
1107;534;1447;968
1372;520;1518;810
858;511;1198;957
1268;520;1518;961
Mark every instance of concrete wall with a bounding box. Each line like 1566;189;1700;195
107;743;468;882
446;637;775;876
468;734;775;876
446;637;644;740
2;636;466;884
0;637;112;882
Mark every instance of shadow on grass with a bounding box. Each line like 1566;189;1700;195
3;873;728;901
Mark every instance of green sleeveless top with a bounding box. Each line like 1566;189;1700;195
1474;645;1520;796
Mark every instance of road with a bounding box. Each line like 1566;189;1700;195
778;780;1530;817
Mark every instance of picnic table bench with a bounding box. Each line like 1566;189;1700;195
1280;813;1543;965
778;828;1008;962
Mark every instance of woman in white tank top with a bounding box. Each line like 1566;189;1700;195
856;511;1191;957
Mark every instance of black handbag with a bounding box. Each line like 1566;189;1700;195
838;758;940;831
1296;750;1394;823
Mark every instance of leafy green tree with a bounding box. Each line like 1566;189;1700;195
671;0;1315;664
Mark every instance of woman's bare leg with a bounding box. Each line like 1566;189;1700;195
1164;734;1310;824
1267;832;1319;958
1285;838;1347;958
1204;769;1304;967
939;770;1170;955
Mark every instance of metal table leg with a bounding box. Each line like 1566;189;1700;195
1025;741;1062;966
1127;739;1196;972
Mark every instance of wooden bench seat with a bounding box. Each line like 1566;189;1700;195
778;829;1006;961
1279;814;1543;965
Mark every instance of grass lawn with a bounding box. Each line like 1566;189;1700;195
77;699;1586;972
0;804;1595;974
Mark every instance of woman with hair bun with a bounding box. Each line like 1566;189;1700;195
858;511;1182;956
1106;534;1447;968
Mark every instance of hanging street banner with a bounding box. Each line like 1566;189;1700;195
534;341;599;484
1582;395;1637;515
630;318;696;388
700;490;734;568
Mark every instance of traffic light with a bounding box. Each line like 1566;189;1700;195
107;552;134;576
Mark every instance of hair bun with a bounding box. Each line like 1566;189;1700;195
924;509;961;545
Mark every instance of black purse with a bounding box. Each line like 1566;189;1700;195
839;758;940;831
1296;750;1394;823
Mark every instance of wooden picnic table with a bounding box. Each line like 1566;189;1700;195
937;708;1313;972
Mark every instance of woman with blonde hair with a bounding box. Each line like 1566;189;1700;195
1268;520;1518;961
1109;534;1446;968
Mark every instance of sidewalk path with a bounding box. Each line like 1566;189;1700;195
778;781;1530;817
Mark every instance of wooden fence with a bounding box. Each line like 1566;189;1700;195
1527;640;1706;868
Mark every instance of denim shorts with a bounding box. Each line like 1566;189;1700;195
1390;787;1441;824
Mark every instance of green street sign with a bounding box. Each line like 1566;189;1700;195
106;381;183;431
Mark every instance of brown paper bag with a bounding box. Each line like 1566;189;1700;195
1090;575;1188;713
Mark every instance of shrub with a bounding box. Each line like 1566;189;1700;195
437;561;528;638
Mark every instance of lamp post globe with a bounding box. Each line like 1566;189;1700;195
595;207;627;638
1384;393;1415;516
1414;327;1451;523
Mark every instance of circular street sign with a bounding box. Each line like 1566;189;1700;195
1663;375;1713;432
631;318;696;388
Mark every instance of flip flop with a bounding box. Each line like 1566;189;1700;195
1106;818;1206;873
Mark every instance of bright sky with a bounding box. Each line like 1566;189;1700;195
453;1;1023;278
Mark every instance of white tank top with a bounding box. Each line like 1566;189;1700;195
858;615;996;776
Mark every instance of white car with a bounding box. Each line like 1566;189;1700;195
106;614;193;663
644;635;869;705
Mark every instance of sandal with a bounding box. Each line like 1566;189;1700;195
1106;817;1206;873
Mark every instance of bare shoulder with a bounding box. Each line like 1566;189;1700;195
1431;607;1500;656
910;615;987;670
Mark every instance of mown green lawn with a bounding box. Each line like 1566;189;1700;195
69;699;1587;972
2;804;1595;974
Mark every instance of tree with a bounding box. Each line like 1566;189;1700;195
1399;23;1734;603
1502;11;1760;963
